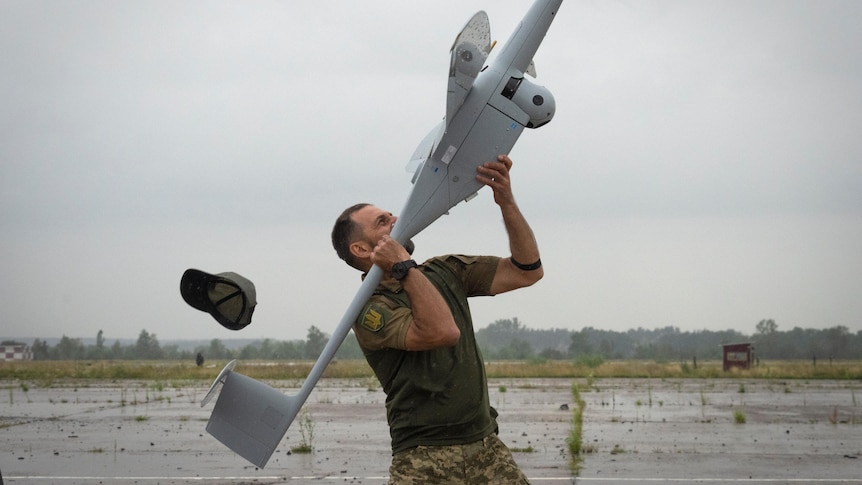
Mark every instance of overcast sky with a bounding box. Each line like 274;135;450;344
2;0;860;344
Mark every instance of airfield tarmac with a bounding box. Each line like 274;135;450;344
1;376;860;484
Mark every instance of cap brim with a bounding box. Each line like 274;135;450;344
181;269;215;312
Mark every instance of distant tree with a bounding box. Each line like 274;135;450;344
31;339;50;360
756;319;778;336
824;325;851;359
477;317;530;356
305;326;328;359
55;335;85;360
492;317;524;332
275;340;303;359
498;338;534;360
161;344;184;360
598;338;615;358
236;338;282;360
238;343;259;360
334;332;364;360
539;347;566;360
110;339;124;359
134;329;163;359
258;338;276;359
568;330;593;357
88;329;106;360
754;319;780;358
206;339;232;360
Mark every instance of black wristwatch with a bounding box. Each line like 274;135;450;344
391;259;418;280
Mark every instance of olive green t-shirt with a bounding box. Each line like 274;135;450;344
354;255;500;454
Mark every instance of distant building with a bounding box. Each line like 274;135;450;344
722;342;754;371
1;343;33;361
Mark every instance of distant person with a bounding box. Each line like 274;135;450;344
196;352;204;367
331;155;543;483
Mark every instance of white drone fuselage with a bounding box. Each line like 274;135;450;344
392;0;559;243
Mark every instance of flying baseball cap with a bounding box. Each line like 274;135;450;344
180;269;257;330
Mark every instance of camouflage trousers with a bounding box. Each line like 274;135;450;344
388;433;530;484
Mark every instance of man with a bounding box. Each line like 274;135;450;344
331;155;543;484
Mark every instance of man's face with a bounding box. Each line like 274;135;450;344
352;205;396;247
351;205;414;257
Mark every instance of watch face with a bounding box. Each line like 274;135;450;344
392;260;416;280
393;262;407;279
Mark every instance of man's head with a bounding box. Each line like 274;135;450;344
332;203;371;271
331;203;414;271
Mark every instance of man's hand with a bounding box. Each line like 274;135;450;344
476;154;516;208
371;235;412;275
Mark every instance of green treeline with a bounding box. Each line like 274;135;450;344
20;326;365;362
12;318;860;362
476;318;861;362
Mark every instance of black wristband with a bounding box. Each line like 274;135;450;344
510;256;542;271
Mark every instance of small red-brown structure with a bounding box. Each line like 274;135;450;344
722;342;754;371
0;343;32;361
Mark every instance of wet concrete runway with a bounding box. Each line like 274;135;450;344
578;378;861;484
1;377;860;484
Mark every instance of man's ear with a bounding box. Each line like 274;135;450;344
349;240;371;260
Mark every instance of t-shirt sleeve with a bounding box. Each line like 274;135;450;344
354;294;413;351
442;255;500;296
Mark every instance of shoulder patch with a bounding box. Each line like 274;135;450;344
360;304;387;332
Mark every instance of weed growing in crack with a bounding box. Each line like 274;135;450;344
567;381;587;474
647;377;653;407
828;406;838;425
291;406;315;454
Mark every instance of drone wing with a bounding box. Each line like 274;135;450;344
446;11;492;127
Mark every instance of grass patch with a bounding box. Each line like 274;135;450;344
290;443;312;454
733;409;746;424
2;359;862;381
575;354;605;369
566;380;588;474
